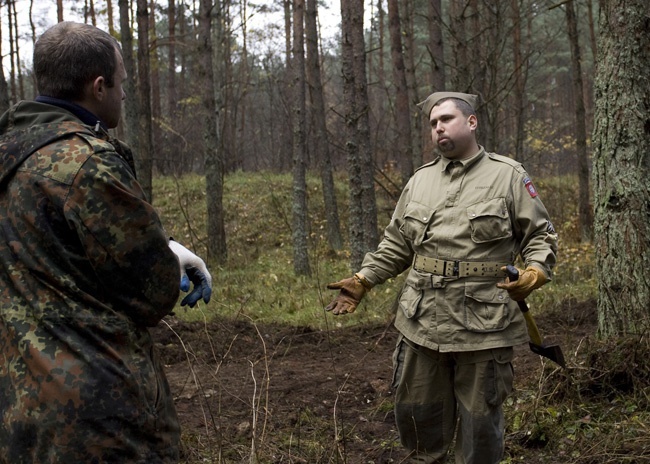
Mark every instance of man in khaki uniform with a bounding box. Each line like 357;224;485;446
326;92;557;463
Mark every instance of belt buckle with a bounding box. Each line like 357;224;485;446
443;260;460;277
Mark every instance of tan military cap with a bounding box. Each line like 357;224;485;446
417;91;479;117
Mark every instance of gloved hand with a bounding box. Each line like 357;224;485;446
497;265;547;301
168;240;213;307
325;273;372;315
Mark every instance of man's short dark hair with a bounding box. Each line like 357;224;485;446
437;97;476;118
34;22;121;101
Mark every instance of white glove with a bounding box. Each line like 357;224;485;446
168;240;212;307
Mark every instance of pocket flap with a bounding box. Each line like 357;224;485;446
466;197;508;220
465;281;508;304
403;201;435;224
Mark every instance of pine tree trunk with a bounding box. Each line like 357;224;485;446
119;0;140;171
291;0;311;276
305;0;342;250
387;0;412;182
340;0;365;269
199;0;227;264
342;0;378;268
593;0;650;336
510;0;525;160
565;0;593;242
0;16;9;114
427;0;444;91
351;0;378;253
136;0;153;201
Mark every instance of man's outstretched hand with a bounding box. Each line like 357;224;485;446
325;273;371;315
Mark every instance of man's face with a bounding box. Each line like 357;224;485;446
429;100;477;160
97;48;126;129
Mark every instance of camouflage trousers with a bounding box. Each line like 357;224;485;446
392;336;514;464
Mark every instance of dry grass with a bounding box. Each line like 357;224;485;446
149;171;650;464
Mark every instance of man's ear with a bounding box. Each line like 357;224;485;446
467;114;478;131
92;76;106;102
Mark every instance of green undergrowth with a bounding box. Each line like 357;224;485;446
151;171;650;464
153;170;596;330
504;334;650;463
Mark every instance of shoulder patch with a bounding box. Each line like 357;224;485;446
523;177;539;198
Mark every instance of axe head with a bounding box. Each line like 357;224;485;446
529;341;566;368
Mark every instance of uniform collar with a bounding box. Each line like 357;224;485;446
34;96;107;131
440;146;485;172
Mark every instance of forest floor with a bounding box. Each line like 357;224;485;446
150;295;650;463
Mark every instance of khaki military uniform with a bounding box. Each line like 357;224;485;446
0;101;181;463
359;147;557;463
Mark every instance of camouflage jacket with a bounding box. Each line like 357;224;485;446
359;148;558;352
0;101;181;463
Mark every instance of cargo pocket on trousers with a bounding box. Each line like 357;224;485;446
485;348;514;407
391;335;406;389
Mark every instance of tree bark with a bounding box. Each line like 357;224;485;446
427;0;444;91
164;0;177;175
448;0;468;91
199;0;227;264
341;0;364;269
291;0;311;276
149;0;162;174
305;0;343;250
107;0;116;36
0;11;9;113
511;0;525;160
402;0;421;170
136;0;153;201
352;0;378;254
593;0;650;336
565;0;593;242
387;0;412;182
341;0;378;269
118;0;140;167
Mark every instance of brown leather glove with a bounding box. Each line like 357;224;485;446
497;265;548;301
325;273;372;315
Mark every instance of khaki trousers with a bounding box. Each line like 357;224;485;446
392;336;514;464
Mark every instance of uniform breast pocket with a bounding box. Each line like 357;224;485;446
399;201;435;247
467;197;512;243
463;281;511;332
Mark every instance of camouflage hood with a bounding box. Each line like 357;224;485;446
0;100;136;183
0;100;96;185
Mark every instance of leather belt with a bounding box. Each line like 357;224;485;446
413;254;508;278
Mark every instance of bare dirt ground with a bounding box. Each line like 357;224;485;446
151;300;600;463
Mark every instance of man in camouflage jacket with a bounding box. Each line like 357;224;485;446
0;22;211;463
326;92;557;463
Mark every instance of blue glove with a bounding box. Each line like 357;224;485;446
181;267;212;307
168;240;213;308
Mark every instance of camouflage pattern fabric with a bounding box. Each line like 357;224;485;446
0;101;181;463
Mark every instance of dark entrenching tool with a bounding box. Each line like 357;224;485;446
506;265;566;368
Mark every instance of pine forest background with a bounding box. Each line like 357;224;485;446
2;0;597;251
1;0;649;336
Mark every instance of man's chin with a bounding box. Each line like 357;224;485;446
437;141;455;152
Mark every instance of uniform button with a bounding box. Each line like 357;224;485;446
423;217;428;221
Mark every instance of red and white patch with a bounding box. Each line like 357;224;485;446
523;177;538;198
